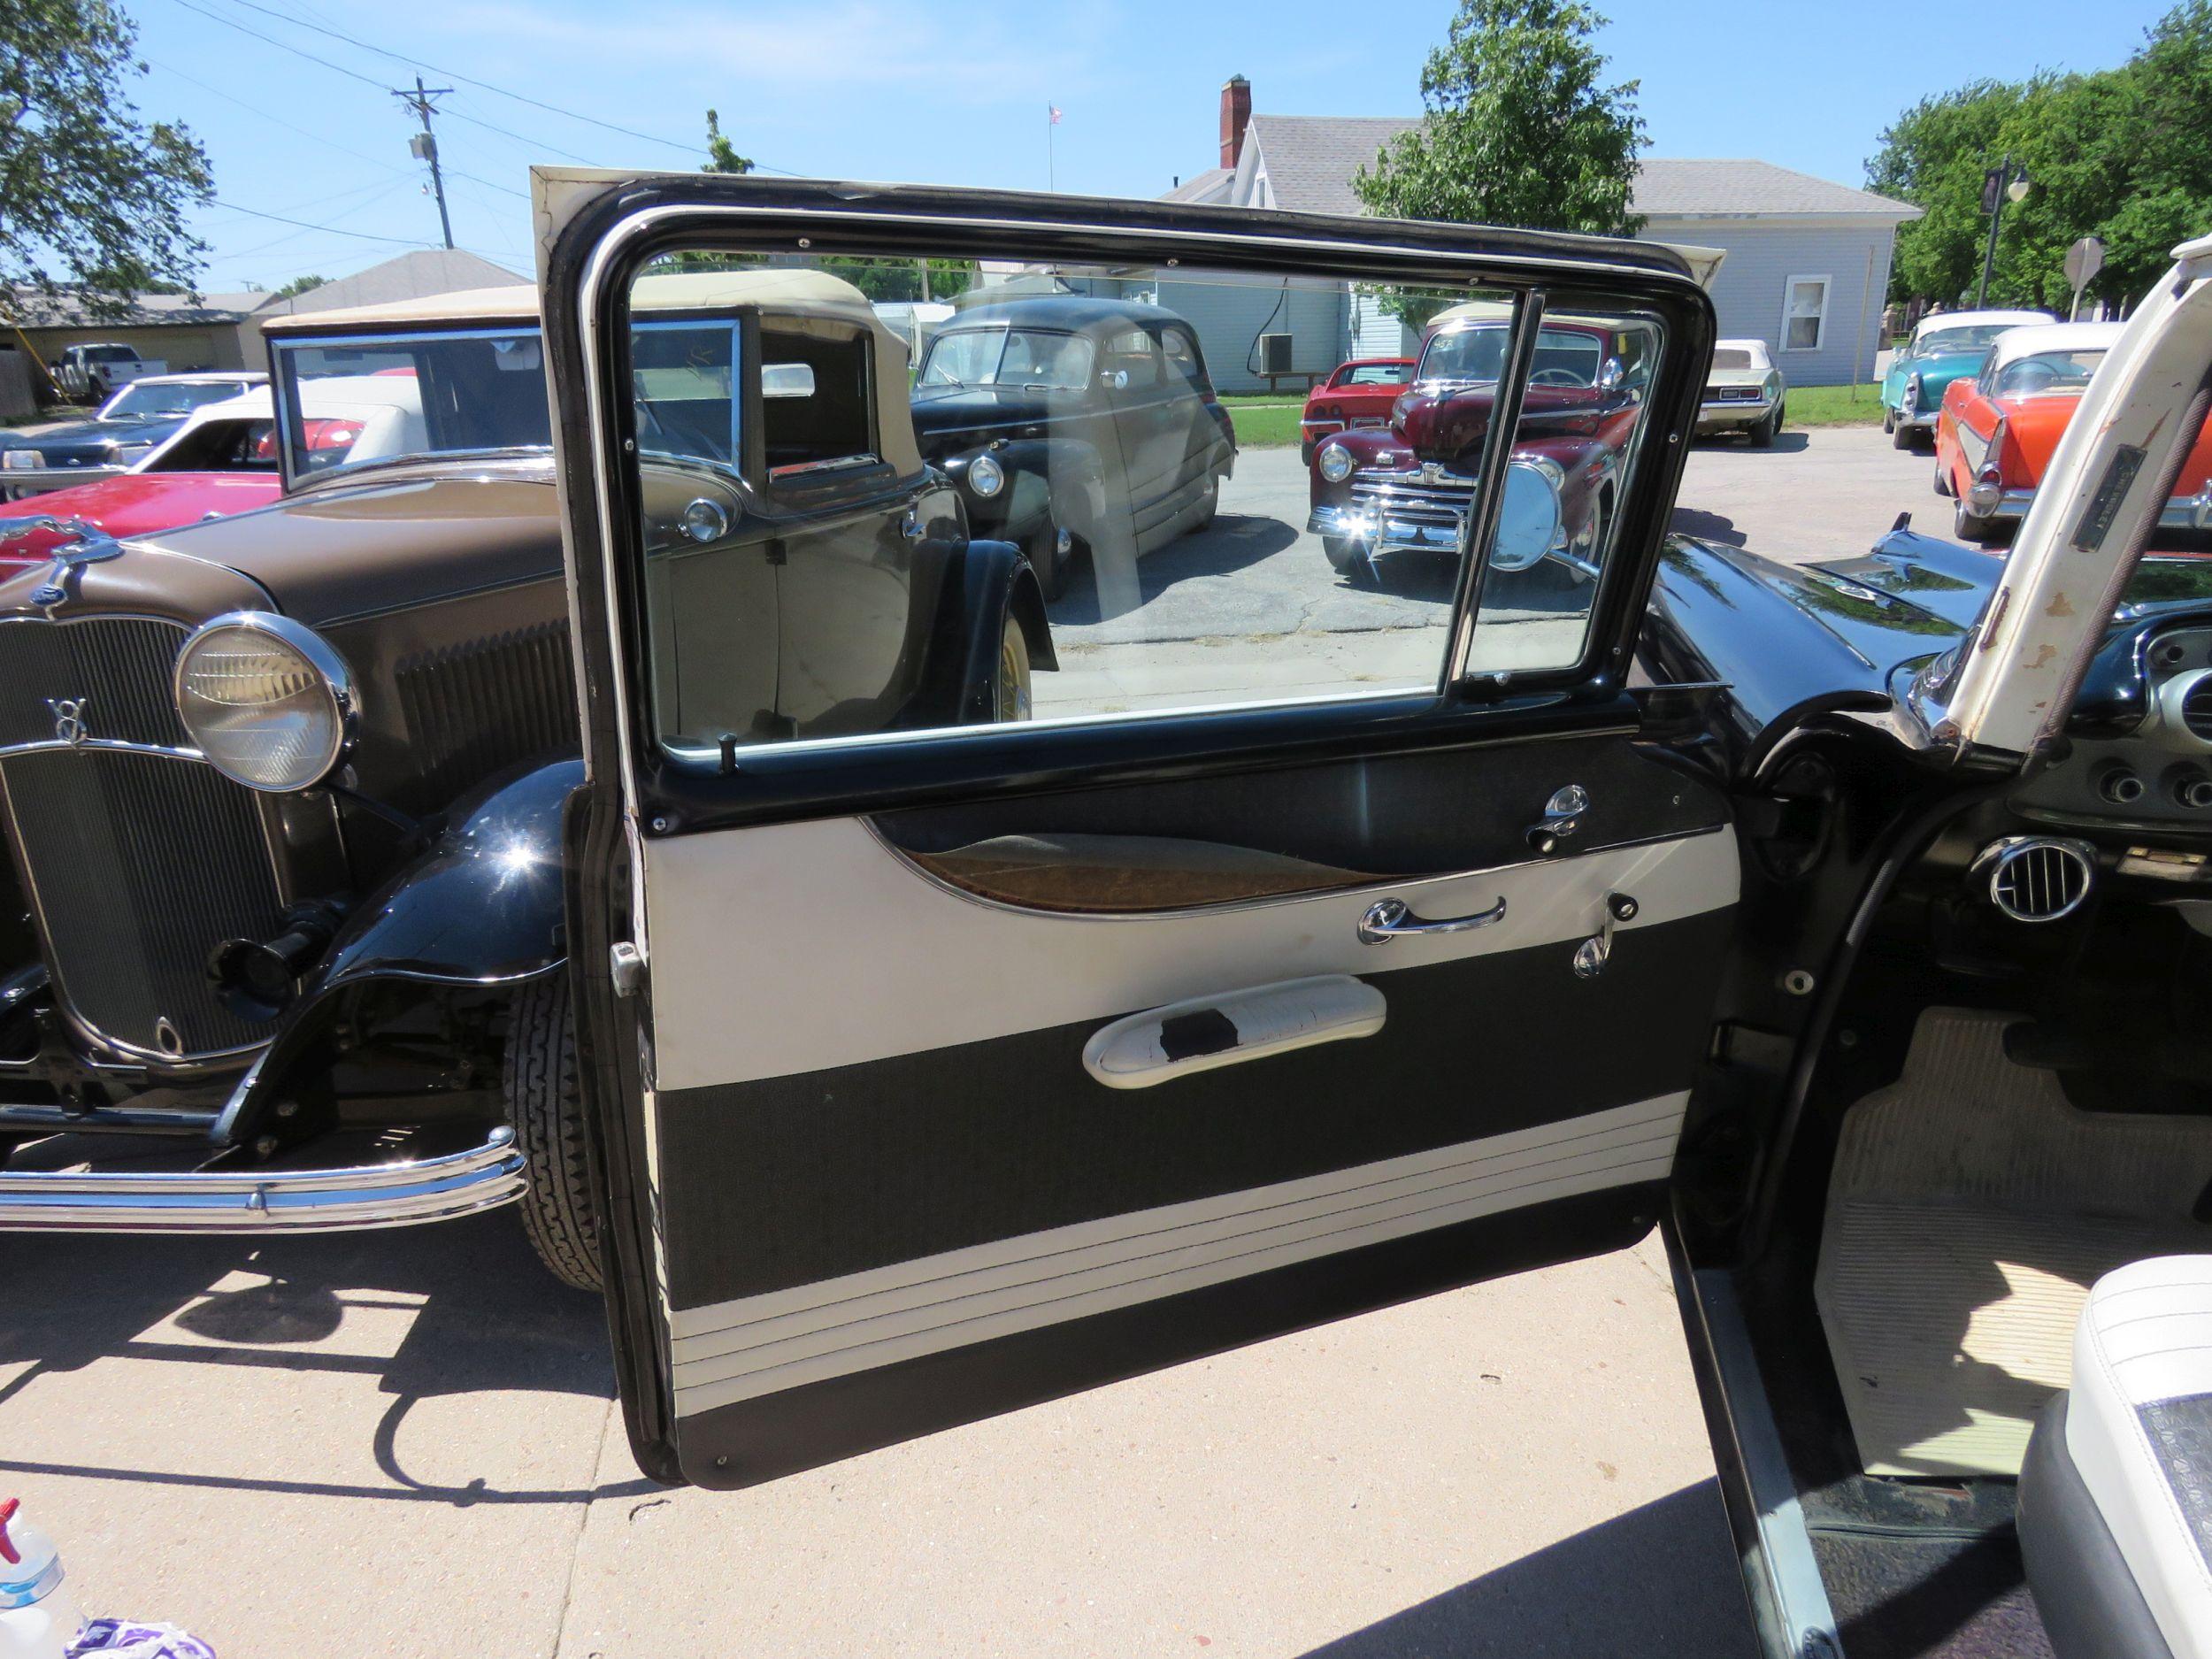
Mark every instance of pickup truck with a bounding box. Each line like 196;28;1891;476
49;342;165;401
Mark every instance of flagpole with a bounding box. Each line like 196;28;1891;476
1047;103;1056;192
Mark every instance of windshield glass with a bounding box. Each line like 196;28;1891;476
1339;362;1410;387
1419;325;1602;388
1709;349;1754;371
272;327;549;478
1993;349;2105;398
918;327;1093;390
101;380;243;419
1918;324;2016;357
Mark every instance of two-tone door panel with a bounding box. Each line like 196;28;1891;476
535;173;1732;1488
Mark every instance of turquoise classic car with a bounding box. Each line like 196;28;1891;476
1881;308;2050;449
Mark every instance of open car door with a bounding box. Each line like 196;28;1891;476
534;170;1738;1488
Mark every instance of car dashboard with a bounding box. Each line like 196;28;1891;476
2015;616;2212;833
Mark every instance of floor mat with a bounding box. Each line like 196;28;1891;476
1815;1006;2212;1478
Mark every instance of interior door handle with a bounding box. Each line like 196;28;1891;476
1358;895;1507;945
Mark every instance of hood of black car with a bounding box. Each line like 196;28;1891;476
907;384;1066;442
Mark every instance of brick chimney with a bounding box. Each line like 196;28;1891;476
1219;75;1251;171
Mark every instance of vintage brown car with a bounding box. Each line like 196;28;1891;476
0;269;1052;1286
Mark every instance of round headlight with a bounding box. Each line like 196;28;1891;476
968;451;1006;498
173;611;353;793
1902;373;1922;413
1317;442;1356;483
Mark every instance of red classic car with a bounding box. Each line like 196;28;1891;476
1936;319;2212;544
0;380;408;569
1305;304;1651;588
1298;356;1414;464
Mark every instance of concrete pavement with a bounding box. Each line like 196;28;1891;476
1;1221;1751;1657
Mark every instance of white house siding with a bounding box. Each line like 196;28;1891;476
1644;219;1898;387
1149;273;1351;393
1348;288;1417;362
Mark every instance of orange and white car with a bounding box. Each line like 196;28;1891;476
1935;319;2212;543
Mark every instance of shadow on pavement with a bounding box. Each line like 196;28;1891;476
0;1210;657;1506
1671;506;1747;549
1298;1482;1755;1658
1694;429;1811;455
1050;510;1302;625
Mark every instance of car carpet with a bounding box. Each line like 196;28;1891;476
1815;1005;2212;1479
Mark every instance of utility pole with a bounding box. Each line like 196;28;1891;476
1975;155;2031;311
394;75;456;250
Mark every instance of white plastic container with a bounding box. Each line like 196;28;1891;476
0;1499;83;1659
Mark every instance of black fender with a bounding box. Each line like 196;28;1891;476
911;536;1058;727
216;756;583;1146
941;438;1110;551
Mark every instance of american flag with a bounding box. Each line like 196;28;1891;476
1049;105;1063;124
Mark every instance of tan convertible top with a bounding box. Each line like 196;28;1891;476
262;268;883;333
262;267;923;476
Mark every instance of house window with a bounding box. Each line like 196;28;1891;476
1782;275;1831;353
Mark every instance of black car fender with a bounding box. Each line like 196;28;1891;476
910;535;1059;727
943;437;1110;549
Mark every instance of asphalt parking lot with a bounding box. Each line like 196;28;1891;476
0;427;1934;1658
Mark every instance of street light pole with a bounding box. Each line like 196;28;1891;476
1976;155;2029;311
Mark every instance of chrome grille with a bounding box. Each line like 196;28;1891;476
1348;468;1475;531
0;617;285;1060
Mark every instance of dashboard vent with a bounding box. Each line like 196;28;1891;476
2184;677;2212;742
1979;838;2095;924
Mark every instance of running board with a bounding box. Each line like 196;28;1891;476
0;1127;525;1233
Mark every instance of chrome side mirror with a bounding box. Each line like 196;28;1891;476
1102;368;1129;391
1486;459;1565;574
1598;357;1627;394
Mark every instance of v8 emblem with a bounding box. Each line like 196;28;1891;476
46;697;90;746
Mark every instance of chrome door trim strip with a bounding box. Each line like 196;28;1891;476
668;1092;1686;1417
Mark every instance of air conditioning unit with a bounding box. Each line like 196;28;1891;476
1258;333;1294;375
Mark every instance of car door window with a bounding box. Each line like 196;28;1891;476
613;253;1676;769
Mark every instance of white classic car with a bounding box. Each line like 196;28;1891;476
1694;337;1786;444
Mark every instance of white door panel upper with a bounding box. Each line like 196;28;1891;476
639;817;1740;1092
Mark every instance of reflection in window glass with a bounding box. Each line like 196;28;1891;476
620;253;1671;765
273;329;548;477
1465;302;1665;673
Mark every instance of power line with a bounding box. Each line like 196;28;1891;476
208;200;447;247
169;0;388;89
143;56;414;180
213;0;704;157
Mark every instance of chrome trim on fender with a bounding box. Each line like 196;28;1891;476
0;1126;526;1232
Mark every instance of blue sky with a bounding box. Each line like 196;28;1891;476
128;0;2173;293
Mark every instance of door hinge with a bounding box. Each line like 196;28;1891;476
609;940;647;996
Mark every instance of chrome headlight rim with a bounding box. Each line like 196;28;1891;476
967;450;1006;499
173;610;356;794
1317;441;1356;484
1901;373;1922;414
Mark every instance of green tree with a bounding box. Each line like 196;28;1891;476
269;273;328;302
816;256;976;303
704;110;753;176
1870;4;2212;312
1354;0;1646;234
0;0;213;319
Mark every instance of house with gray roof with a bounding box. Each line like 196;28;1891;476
1164;79;1921;389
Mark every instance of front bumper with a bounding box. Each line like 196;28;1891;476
1307;501;1598;580
0;1125;526;1232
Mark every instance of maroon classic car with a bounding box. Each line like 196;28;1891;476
1306;304;1652;588
1298;356;1414;465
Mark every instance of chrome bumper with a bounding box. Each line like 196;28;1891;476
1695;397;1773;427
0;1126;526;1232
1973;486;2212;529
1892;410;1935;433
1306;503;1598;580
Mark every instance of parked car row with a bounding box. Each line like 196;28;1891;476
0;373;265;501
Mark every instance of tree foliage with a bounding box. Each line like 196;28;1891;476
704;110;753;176
0;0;214;319
1354;0;1646;236
1870;3;2212;311
269;273;328;302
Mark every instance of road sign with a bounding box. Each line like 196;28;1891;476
2065;236;2106;319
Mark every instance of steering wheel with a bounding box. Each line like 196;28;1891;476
1530;367;1585;388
